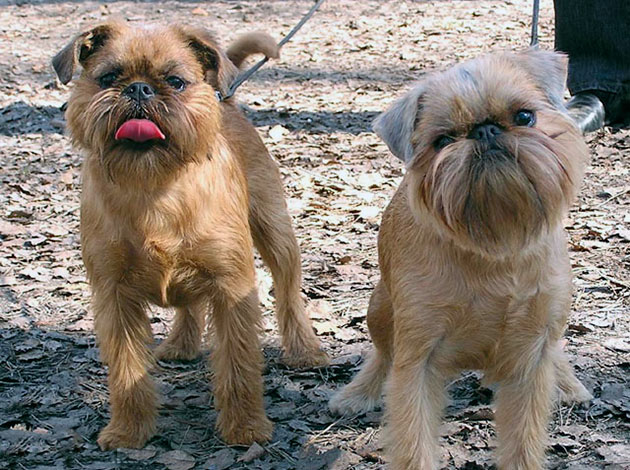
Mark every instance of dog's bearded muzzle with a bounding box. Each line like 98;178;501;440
71;87;217;184
414;130;576;256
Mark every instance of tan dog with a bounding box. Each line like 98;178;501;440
53;21;328;450
330;50;592;470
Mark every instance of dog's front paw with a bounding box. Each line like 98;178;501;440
218;413;273;445
97;419;155;450
328;387;379;416
155;339;200;362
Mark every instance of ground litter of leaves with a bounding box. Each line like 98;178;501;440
0;1;629;469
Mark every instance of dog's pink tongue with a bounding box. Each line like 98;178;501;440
115;119;165;142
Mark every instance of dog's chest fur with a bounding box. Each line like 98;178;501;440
379;184;572;371
125;236;214;308
80;146;252;308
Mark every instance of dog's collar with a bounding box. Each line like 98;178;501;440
215;91;224;102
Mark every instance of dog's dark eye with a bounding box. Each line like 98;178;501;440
514;109;536;127
99;72;119;89
166;76;186;91
434;135;456;151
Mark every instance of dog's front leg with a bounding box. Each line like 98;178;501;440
93;283;157;450
494;296;557;470
210;282;272;445
385;316;449;470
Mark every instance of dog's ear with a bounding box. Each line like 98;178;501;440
515;49;569;109
372;84;425;163
178;26;238;96
52;23;119;85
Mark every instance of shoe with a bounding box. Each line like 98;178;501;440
566;92;605;134
597;85;630;127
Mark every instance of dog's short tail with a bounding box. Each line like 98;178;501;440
226;32;280;68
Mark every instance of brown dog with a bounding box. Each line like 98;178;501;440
53;21;328;450
330;50;592;470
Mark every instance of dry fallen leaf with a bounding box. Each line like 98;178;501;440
156;450;195;470
603;338;630;352
238;442;265;463
191;7;208;16
269;124;290;142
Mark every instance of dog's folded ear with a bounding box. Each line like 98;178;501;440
372;84;425;164
514;49;569;110
52;22;121;85
177;26;239;97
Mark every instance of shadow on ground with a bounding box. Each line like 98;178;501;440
0;101;378;137
0;102;63;136
0;325;371;470
245;107;379;135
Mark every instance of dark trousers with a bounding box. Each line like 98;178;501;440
554;0;630;94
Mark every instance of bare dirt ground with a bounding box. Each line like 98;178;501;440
0;1;628;469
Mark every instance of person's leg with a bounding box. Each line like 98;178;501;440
554;0;630;129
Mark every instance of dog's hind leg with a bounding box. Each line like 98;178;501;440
249;194;328;368
553;342;592;403
329;280;393;414
155;303;205;361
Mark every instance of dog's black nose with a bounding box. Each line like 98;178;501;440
468;123;502;143
123;82;155;103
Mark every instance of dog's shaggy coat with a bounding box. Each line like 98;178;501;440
330;50;592;470
53;21;327;450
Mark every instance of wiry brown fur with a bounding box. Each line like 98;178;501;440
54;21;327;451
330;50;592;470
